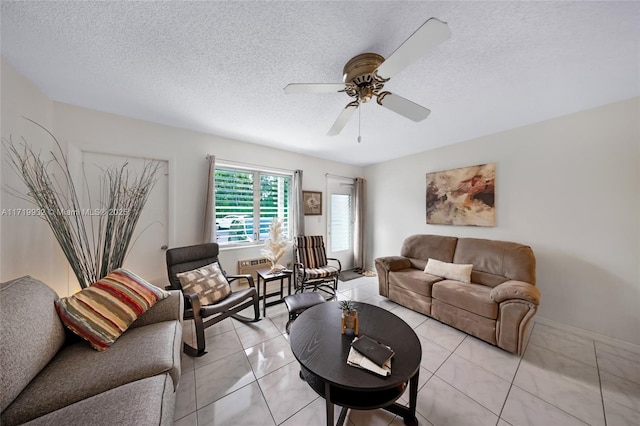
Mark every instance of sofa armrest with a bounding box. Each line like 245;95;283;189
490;281;540;305
375;256;412;298
375;256;412;272
130;290;184;329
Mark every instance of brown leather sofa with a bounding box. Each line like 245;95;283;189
375;235;540;354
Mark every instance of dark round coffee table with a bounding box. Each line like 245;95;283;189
289;301;422;426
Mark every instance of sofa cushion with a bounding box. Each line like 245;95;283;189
55;269;169;351
0;276;66;412
453;238;536;287
1;320;181;425
431;299;497;345
424;258;473;283
432;280;498;319
176;262;231;305
400;235;458;269
389;269;442;298
388;286;432;316
20;375;175;426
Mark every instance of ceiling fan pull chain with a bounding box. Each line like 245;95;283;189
357;106;362;143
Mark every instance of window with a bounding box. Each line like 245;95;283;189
330;193;352;252
215;166;291;246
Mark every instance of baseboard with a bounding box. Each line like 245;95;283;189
534;316;640;355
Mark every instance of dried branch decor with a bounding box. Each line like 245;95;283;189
3;120;160;288
260;217;288;274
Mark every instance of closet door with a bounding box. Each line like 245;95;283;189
82;151;169;286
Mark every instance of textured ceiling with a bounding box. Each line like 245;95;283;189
2;1;639;166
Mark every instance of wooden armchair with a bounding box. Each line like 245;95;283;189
166;243;260;357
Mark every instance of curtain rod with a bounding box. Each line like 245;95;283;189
206;155;293;175
325;173;355;180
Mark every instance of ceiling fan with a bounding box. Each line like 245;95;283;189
284;18;451;136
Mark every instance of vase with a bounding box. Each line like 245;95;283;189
341;311;359;335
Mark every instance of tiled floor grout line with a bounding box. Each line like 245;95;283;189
276;396;321;426
525;338;599;369
594;350;640;385
506;324;602;426
189;317;294;422
254;365;279;426
174;368;197;423
512;384;593;426
495;387;514;424
431;356;506;420
594;339;608;426
526;341;598;367
495;320;536;425
194;320;252;415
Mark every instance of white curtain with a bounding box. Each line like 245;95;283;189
291;169;304;237
202;155;216;243
353;177;366;271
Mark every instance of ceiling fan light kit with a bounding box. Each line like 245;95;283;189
284;17;451;137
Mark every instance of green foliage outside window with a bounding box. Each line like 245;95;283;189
215;167;290;244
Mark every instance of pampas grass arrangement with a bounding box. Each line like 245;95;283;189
3;119;160;288
260;217;288;274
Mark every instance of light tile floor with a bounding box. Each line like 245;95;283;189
174;277;640;426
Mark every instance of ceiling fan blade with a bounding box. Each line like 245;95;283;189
375;18;451;80
377;92;430;122
283;83;345;94
327;102;358;136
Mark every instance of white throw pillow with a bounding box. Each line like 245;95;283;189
424;258;473;283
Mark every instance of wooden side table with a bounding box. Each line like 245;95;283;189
256;268;293;317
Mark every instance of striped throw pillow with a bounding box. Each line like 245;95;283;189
55;269;169;351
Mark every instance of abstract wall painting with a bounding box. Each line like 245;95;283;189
426;163;496;227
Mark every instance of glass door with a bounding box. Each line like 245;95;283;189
327;176;354;270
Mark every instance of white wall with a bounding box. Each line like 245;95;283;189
0;61;70;296
364;97;640;345
1;61;364;294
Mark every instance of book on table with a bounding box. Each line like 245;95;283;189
351;335;395;366
347;335;395;377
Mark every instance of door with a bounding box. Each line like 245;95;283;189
81;152;169;286
326;176;354;270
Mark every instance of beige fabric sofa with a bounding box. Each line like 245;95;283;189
0;276;183;425
375;235;540;354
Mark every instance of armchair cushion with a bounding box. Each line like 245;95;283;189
54;269;169;351
424;258;473;283
296;236;328;268
490;280;541;305
176;262;231;305
301;265;340;280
